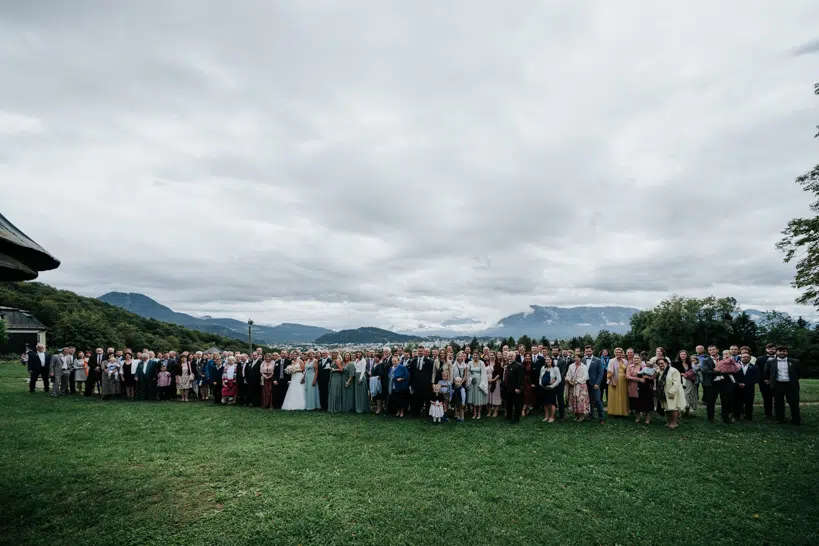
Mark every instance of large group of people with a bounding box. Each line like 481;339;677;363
23;340;803;427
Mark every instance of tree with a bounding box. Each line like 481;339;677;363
539;336;550;347
516;335;532;350
0;318;7;345
594;329;623;353
469;337;480;352
778;83;819;307
505;336;516;348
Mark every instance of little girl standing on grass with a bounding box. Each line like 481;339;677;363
157;364;172;401
437;370;452;422
451;377;466;423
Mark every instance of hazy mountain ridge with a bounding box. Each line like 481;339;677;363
314;327;424;344
98;292;333;342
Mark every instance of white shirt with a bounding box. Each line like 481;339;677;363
37;352;46;367
225;364;237;380
131;360;140;375
776;358;790;382
741;363;749;375
61;355;70;370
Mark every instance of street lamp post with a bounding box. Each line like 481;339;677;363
248;319;254;354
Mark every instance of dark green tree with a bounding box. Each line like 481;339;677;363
777;83;819;307
505;336;516;348
516;335;532;350
0;318;7;345
469;337;480;352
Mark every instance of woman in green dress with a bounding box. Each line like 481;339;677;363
354;352;370;414
328;356;344;413
342;352;356;413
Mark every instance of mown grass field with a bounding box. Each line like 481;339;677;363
1;363;817;545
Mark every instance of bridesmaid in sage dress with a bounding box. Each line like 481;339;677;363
328;357;344;413
342;352;356;413
304;351;320;411
354;355;370;414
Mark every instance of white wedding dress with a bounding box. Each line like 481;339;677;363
281;368;306;411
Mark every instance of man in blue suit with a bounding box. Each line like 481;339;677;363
583;346;606;424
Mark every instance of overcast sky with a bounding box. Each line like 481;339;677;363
2;1;819;332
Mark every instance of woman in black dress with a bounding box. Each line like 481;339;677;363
634;354;654;424
122;352;136;400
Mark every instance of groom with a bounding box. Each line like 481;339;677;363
272;352;291;409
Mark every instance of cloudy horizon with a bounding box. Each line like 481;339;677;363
2;1;819;332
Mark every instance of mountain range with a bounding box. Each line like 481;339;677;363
98;292;333;343
99;292;646;343
99;292;784;344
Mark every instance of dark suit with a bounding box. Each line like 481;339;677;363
318;357;332;410
248;358;262;407
700;356;718;421
272;359;291;409
165;358;178;399
733;362;758;420
86;353;105;396
27;350;51;393
531;356;545;410
137;358;158;400
554;356;569;419
408;357;433;417
755;354;775;417
585;356;606;420
503;361;524;422
769;357;801;424
237;360;251;406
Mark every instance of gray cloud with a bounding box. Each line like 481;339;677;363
793;38;819;56
2;0;819;331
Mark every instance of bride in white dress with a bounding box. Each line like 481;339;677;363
281;357;306;411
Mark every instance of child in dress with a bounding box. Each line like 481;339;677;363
452;376;466;422
157;364;172;401
105;356;121;382
438;370;452;423
637;361;656;378
429;383;445;424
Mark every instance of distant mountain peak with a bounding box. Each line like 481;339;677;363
98;292;332;342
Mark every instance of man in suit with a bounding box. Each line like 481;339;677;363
503;352;524;422
272;352;291;409
755;343;777;418
531;351;545;413
247;352;263;407
318;350;332;410
49;347;72;397
409;347;433;417
700;345;719;422
86;348;104;396
553;347;569;420
237;354;250;406
768;345;801;425
165;351;178;400
583;346;606;424
137;351;158;401
733;351;759;421
27;343;51;394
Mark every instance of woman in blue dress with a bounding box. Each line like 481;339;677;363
390;356;410;418
303;350;320;411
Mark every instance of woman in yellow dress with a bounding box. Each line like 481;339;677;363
606;347;630;416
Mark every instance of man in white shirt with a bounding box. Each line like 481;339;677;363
769;346;801;425
50;347;73;397
27;343;51;394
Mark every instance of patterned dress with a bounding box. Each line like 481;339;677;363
177;363;193;391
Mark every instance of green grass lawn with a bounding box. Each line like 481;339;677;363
1;363;817;545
